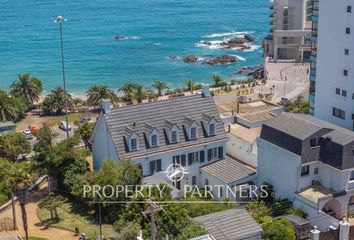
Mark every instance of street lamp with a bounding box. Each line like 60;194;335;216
55;16;69;139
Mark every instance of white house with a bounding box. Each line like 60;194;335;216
91;86;229;191
257;113;354;234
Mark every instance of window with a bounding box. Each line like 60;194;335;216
301;165;310;176
192;176;197;186
172;155;180;165
131;138;137;151
352;93;354;100
171;130;177;143
342;90;347;97
310;138;319;147
333;107;346;119
188;151;200;165
190;127;197;140
345;49;350;55
209;123;215;136
346;27;351;34
344;69;348;76
350;171;354;181
149;159;162;175
314;167;319;175
205;179;209;186
336;88;341;95
151;134;158;147
347;6;352;13
207;147;219;161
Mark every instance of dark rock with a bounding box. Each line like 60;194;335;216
115;36;126;40
202;55;236;65
183;55;198;63
168;56;178;60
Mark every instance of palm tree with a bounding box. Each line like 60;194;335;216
77;122;94;150
86;85;117;108
118;82;136;104
10;74;42;108
0;90;22;122
212;75;223;87
2;160;34;240
132;84;149;103
185;80;195;94
152;80;169;96
41;87;73;115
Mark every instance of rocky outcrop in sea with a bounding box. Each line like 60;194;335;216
200;35;256;51
202;55;236;65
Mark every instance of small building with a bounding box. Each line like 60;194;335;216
0;121;16;136
257;113;354;234
193;208;262;240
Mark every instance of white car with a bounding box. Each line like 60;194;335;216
21;130;33;140
59;121;72;131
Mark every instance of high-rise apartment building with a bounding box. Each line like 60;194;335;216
310;0;354;130
264;0;312;61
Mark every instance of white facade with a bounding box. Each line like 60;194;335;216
264;0;312;61
226;133;258;167
313;0;354;131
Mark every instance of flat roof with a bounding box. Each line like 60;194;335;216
297;183;335;204
216;100;280;114
200;157;256;185
228;124;261;143
238;111;276;122
193;208;262;240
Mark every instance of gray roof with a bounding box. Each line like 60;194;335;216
200;157;256;185
194;209;262;240
104;95;228;159
264;113;354;145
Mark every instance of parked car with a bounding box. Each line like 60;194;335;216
80;116;93;123
59;121;72;131
21;129;33;140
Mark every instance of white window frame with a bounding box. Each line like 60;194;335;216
130;138;137;151
151;134;158;147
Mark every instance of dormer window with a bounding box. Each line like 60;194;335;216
151;134;158;147
190;127;197;140
130;138;137;151
209;123;215;136
171;130;178;143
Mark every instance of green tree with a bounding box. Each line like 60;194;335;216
10;74;42;108
0;90;24;122
115;221;141;240
119;82;136;104
77;122;94;150
212;75;227;87
4;160;35;240
38;193;65;219
86;85;117;109
261;218;295;240
152;80;169;96
185;80;195;94
0;133;31;162
132;84;149;103
279;96;309;114
41;87;73;115
33;123;55;152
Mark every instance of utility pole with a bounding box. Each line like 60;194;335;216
142;199;163;240
98;202;103;239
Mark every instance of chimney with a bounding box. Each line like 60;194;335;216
227;124;231;133
236;101;240;114
102;99;111;114
201;84;210;97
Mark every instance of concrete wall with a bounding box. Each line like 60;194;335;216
314;0;354;130
226;134;257;167
257;138;301;200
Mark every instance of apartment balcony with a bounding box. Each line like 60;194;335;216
269;13;274;18
311;15;318;22
269;21;273;26
310;35;317;42
310;55;317;62
310;74;316;81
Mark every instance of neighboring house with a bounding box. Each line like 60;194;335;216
200;156;256;201
226;124;261;167
193;208;262;240
0;121;16;136
257;113;354;233
91;86;228;190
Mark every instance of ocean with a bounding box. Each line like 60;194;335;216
0;0;269;94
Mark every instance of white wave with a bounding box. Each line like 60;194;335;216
231;54;246;61
128;36;140;39
243;44;261;52
203;31;252;38
153;43;162;46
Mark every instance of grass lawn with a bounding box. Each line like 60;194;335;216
16;112;98;131
37;200;116;239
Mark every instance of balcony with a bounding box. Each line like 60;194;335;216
310;55;317;62
310;74;316;81
311;15;318;22
269;13;274;18
310;35;317;42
